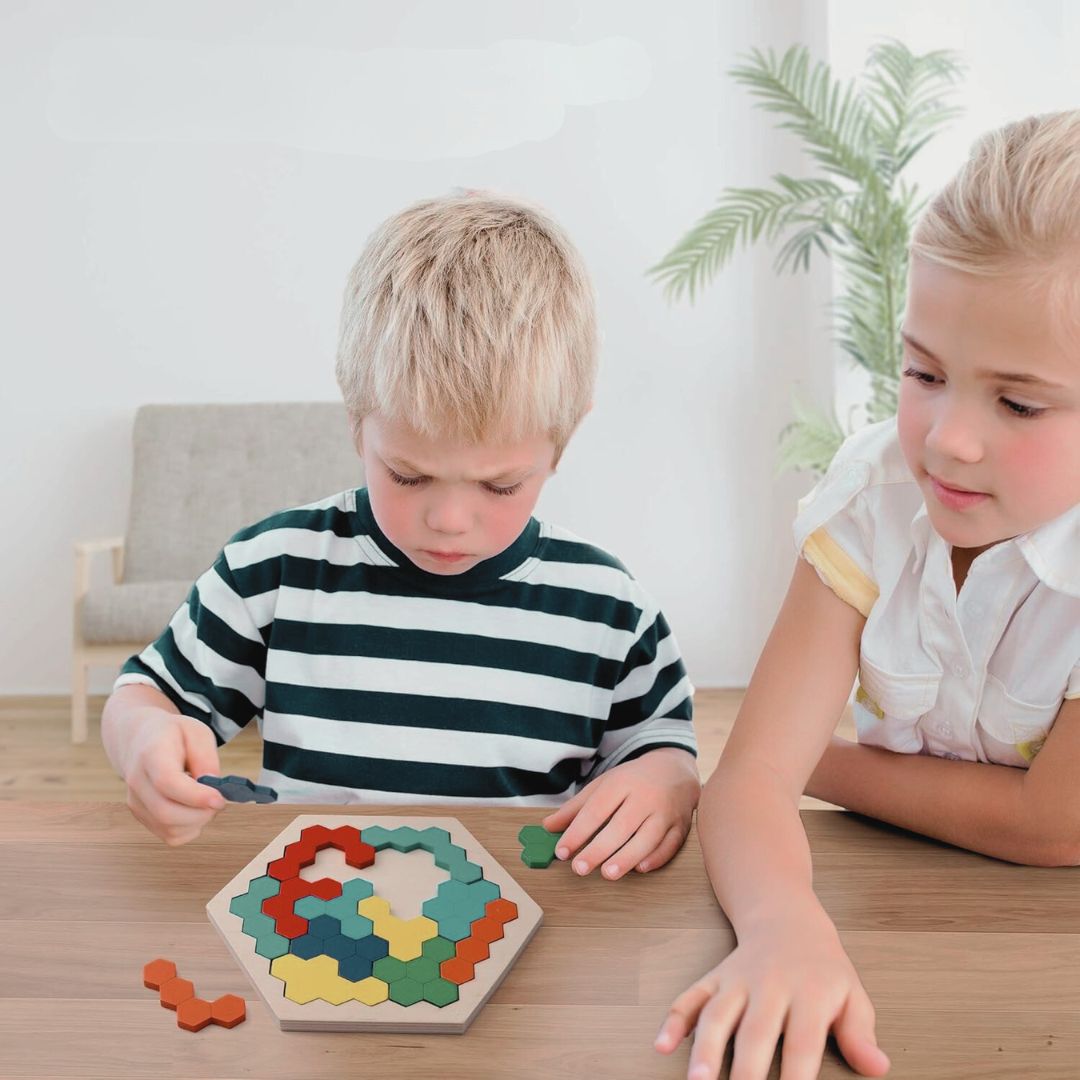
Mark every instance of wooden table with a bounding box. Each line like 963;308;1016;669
1;803;1078;1079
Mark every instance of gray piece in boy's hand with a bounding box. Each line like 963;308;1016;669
197;774;279;804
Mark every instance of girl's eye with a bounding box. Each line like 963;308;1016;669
482;482;523;497
1001;398;1046;419
387;469;427;487
902;365;938;385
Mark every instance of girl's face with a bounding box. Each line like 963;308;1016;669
897;258;1080;551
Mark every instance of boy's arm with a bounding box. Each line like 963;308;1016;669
807;695;1080;866
115;547;268;744
542;602;697;877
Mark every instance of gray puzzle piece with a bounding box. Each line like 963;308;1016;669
197;773;278;804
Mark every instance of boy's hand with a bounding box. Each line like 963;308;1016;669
655;911;890;1080
541;748;699;879
120;709;227;846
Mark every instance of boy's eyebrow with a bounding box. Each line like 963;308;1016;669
900;331;1067;390
385;455;534;482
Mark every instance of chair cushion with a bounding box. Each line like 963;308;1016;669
123;402;362;583
81;580;191;645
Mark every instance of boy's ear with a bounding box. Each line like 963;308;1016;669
346;410;364;456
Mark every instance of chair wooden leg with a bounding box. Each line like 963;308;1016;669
71;653;88;744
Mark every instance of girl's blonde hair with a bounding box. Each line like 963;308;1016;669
336;191;598;452
912;110;1080;286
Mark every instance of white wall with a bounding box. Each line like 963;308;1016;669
829;0;1080;425
1;0;832;695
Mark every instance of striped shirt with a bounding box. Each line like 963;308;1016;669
116;488;696;806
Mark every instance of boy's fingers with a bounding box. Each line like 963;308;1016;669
145;736;224;811
177;715;222;776
832;991;890;1076
572;801;643;875
543;786;588;838
598;813;666;879
555;786;624;864
127;779;211;844
635;822;685;873
178;720;225;807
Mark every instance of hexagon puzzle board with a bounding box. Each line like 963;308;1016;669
206;815;542;1033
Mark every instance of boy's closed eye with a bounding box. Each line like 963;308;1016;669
384;464;526;496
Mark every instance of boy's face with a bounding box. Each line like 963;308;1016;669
358;413;557;576
897;258;1080;552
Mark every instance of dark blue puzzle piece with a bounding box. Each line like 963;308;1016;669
197;774;278;804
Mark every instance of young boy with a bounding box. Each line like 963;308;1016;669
101;191;699;882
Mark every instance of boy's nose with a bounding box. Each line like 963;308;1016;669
424;495;471;535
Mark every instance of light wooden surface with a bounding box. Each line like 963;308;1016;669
2;802;1079;1079
0;689;853;808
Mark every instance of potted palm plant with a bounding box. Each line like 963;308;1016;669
649;40;964;473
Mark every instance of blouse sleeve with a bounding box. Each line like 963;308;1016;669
791;431;880;618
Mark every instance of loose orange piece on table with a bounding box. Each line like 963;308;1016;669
210;994;247;1028
142;958;177;990
177;997;213;1032
159;976;196;1011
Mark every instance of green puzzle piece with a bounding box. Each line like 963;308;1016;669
517;824;564;869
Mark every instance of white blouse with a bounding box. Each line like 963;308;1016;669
793;418;1080;767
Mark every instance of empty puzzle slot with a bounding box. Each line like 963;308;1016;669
299;847;448;920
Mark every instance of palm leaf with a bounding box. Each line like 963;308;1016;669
650;38;963;473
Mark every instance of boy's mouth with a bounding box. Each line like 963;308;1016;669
422;550;470;564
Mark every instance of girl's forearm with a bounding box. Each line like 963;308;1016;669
806;736;1060;865
698;759;832;935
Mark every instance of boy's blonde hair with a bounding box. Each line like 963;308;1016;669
912;110;1080;317
336;191;598;452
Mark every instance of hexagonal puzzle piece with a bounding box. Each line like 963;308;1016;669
197;774;279;803
517;824;563;868
206;815;543;1033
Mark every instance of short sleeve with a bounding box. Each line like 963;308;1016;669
591;602;696;778
792;432;880;619
113;544;269;745
1067;665;1080;700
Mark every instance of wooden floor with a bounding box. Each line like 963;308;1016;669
0;689;854;809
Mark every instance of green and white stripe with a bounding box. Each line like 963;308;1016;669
117;488;695;806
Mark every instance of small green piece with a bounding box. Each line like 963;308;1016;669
517;824;563;869
423;978;459;1007
389;977;424;1006
405;956;440;984
422;936;456;963
372;955;407;983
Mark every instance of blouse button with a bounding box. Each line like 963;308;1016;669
953;664;968;678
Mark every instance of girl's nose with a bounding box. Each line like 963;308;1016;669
925;399;985;464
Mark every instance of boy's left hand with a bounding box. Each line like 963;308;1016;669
541;748;700;879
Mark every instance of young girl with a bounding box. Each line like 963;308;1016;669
654;110;1080;1079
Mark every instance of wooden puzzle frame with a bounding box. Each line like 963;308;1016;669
206;815;543;1033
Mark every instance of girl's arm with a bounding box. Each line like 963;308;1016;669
806;696;1080;866
656;556;891;1078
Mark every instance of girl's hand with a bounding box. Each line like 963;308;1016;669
655;912;890;1080
121;709;226;846
541;748;700;878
